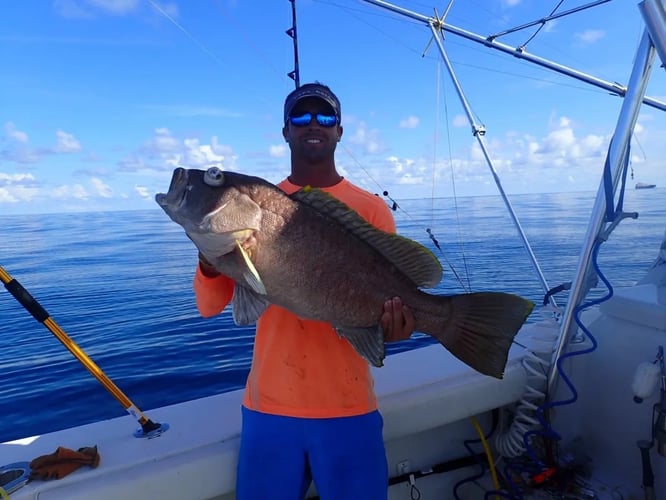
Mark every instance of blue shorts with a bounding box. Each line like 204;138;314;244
236;407;388;500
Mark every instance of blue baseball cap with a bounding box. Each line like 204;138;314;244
283;83;341;124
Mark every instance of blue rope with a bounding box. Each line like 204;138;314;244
602;137;631;222
523;240;612;469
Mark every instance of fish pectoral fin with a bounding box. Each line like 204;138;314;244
231;285;270;325
336;326;386;367
235;241;266;295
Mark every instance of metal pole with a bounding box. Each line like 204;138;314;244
547;29;658;396
640;0;666;69
359;0;666;112
425;24;557;306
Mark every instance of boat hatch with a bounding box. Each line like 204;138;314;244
0;462;30;494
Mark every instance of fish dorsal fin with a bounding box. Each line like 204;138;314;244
291;187;442;288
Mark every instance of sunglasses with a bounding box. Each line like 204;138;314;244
288;112;338;128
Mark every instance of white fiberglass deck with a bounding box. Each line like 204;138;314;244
0;332;532;500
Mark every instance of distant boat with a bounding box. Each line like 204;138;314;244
635;182;656;189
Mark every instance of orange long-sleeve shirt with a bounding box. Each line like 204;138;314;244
193;177;395;418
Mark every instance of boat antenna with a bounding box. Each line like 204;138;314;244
286;0;300;88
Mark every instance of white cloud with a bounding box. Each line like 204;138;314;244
0;185;40;203
534;116;606;161
54;130;82;153
124;129;240;173
4;122;28;143
147;1;178;19
87;0;140;15
575;29;605;44
53;0;94;19
209;136;234;157
396;173;424;185
53;184;89;200
144;128;181;154
269;144;288;158
347;121;384;154
2;124;83;164
0;172;39;203
55;0;179;19
91;177;113;197
453;115;468;128
118;154;150;172
0;188;16;203
2;147;41;164
0;172;36;184
399;116;419;129
142;104;240;118
182;138;225;167
134;185;151;199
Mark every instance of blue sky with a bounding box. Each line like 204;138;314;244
1;0;664;215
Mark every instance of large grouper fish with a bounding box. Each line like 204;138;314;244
156;167;534;379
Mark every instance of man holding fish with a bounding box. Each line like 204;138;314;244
197;82;413;500
155;82;533;499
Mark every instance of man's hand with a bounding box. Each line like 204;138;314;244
381;297;415;342
198;251;221;278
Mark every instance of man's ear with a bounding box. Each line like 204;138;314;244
337;125;343;142
282;126;289;142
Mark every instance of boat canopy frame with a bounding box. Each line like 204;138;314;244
359;0;666;396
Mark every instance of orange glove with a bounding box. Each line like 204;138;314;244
29;445;100;480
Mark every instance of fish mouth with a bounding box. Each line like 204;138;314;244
155;167;230;232
155;167;188;210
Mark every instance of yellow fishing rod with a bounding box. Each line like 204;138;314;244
1;264;168;438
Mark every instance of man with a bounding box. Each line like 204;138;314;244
194;82;414;499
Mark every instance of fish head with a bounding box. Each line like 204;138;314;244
155;167;263;259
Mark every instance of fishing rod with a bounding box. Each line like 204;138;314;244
286;0;300;88
0;264;168;439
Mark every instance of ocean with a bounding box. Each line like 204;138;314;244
1;189;664;443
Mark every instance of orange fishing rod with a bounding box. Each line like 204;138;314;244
0;264;168;438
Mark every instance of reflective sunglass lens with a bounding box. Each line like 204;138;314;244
290;113;313;126
289;113;337;128
316;114;337;127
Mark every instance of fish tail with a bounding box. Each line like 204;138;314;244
429;292;534;379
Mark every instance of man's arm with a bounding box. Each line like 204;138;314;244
193;253;235;318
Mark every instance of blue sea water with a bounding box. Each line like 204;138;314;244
1;189;664;443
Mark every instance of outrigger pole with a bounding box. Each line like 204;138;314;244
286;0;300;88
360;0;666;112
359;0;557;306
0;265;168;438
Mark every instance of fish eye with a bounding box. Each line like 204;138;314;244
204;167;224;187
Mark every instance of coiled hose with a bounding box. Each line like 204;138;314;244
494;317;560;458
